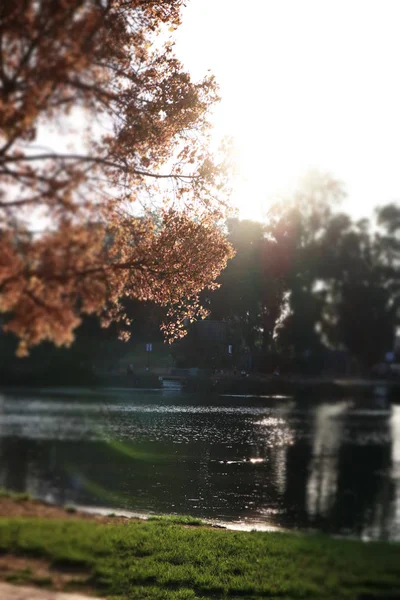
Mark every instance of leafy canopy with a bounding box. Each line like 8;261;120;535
0;0;233;356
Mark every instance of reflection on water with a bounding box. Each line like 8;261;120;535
0;389;398;540
306;403;346;520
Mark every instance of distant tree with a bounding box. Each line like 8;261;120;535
208;219;265;351
376;203;400;304
205;175;344;360
196;173;399;371
0;0;233;356
318;211;399;367
268;173;344;356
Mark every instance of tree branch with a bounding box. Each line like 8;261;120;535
0;153;200;180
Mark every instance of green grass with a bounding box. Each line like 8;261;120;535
147;515;205;526
0;489;32;502
5;569;52;588
0;517;399;599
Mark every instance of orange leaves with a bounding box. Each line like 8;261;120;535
0;0;233;354
0;209;232;355
0;223;104;354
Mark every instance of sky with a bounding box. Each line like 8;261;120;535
174;0;400;222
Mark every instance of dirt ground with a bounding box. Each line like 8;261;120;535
0;497;133;598
0;582;101;599
0;496;133;524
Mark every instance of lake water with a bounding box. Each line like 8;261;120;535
0;388;399;541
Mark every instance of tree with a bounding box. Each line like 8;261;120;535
318;211;399;367
0;0;233;356
186;172;400;372
376;203;400;308
268;173;344;356
204;175;343;362
208;219;265;351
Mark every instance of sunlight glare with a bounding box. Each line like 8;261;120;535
175;0;400;221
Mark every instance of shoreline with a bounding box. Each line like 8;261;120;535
1;376;399;398
74;504;284;533
1;494;391;541
0;495;399;599
0;492;284;534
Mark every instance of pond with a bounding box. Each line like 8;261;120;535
0;388;399;541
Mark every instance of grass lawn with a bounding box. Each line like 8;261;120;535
0;512;399;599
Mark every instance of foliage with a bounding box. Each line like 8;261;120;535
0;0;233;356
0;489;32;502
202;174;400;370
209;219;266;350
0;516;399;598
318;214;399;366
265;173;343;357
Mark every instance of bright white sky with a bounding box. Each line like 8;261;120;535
175;0;400;221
